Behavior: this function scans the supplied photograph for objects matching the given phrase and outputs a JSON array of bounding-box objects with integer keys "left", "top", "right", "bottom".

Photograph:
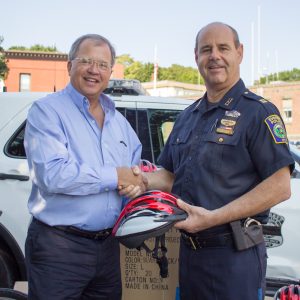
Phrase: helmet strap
[{"left": 138, "top": 234, "right": 169, "bottom": 278}]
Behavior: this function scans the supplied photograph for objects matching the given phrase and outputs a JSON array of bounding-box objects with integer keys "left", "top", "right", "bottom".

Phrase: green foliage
[
  {"left": 122, "top": 56, "right": 202, "bottom": 84},
  {"left": 158, "top": 64, "right": 203, "bottom": 84},
  {"left": 8, "top": 46, "right": 26, "bottom": 51},
  {"left": 9, "top": 44, "right": 58, "bottom": 52},
  {"left": 116, "top": 54, "right": 134, "bottom": 67},
  {"left": 125, "top": 61, "right": 154, "bottom": 82},
  {"left": 0, "top": 36, "right": 9, "bottom": 80},
  {"left": 257, "top": 68, "right": 300, "bottom": 84}
]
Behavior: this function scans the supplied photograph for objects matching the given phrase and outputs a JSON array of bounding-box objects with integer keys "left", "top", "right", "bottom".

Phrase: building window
[
  {"left": 283, "top": 108, "right": 292, "bottom": 123},
  {"left": 19, "top": 73, "right": 31, "bottom": 92},
  {"left": 282, "top": 97, "right": 292, "bottom": 123}
]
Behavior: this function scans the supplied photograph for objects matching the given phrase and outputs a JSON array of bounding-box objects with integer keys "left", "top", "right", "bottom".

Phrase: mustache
[{"left": 207, "top": 61, "right": 224, "bottom": 68}]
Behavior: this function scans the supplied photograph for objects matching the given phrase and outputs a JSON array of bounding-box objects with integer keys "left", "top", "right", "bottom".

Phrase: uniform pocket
[
  {"left": 200, "top": 132, "right": 241, "bottom": 173},
  {"left": 170, "top": 130, "right": 192, "bottom": 172}
]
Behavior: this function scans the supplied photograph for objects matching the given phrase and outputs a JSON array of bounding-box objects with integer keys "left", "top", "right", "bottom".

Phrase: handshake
[{"left": 116, "top": 165, "right": 149, "bottom": 199}]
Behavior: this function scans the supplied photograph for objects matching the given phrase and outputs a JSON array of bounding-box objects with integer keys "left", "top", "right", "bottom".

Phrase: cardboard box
[{"left": 121, "top": 227, "right": 180, "bottom": 300}]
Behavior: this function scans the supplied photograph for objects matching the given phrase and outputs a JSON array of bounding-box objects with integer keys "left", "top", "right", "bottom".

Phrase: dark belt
[
  {"left": 181, "top": 231, "right": 233, "bottom": 250},
  {"left": 33, "top": 218, "right": 112, "bottom": 240}
]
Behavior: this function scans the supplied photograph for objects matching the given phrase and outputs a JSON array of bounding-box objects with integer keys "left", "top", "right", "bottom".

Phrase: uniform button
[
  {"left": 105, "top": 188, "right": 109, "bottom": 192},
  {"left": 218, "top": 137, "right": 224, "bottom": 143},
  {"left": 188, "top": 157, "right": 192, "bottom": 161}
]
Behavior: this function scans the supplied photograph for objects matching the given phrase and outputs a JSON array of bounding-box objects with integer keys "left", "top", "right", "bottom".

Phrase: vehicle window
[
  {"left": 147, "top": 109, "right": 180, "bottom": 163},
  {"left": 161, "top": 121, "right": 174, "bottom": 144},
  {"left": 5, "top": 122, "right": 26, "bottom": 158},
  {"left": 291, "top": 162, "right": 300, "bottom": 178},
  {"left": 116, "top": 107, "right": 137, "bottom": 132},
  {"left": 137, "top": 109, "right": 152, "bottom": 162}
]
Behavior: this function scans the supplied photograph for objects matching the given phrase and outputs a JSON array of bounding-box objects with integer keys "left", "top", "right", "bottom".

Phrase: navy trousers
[
  {"left": 179, "top": 238, "right": 267, "bottom": 300},
  {"left": 25, "top": 220, "right": 122, "bottom": 300}
]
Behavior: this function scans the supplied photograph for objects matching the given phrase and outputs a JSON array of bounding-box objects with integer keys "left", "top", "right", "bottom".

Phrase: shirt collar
[
  {"left": 66, "top": 83, "right": 116, "bottom": 114},
  {"left": 192, "top": 79, "right": 246, "bottom": 112}
]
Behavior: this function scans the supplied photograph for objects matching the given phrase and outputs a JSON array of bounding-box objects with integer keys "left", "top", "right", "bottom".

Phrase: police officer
[{"left": 120, "top": 22, "right": 295, "bottom": 300}]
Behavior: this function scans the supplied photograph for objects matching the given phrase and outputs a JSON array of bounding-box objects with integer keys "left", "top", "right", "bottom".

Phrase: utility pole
[{"left": 153, "top": 44, "right": 158, "bottom": 96}]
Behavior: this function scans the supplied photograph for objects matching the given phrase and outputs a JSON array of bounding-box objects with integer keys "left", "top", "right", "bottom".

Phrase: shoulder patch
[{"left": 264, "top": 114, "right": 288, "bottom": 144}]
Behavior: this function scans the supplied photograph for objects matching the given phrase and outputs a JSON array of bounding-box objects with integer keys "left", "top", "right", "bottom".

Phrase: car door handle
[{"left": 0, "top": 173, "right": 30, "bottom": 181}]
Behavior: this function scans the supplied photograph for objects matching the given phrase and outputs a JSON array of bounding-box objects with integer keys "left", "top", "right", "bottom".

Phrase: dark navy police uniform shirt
[{"left": 158, "top": 79, "right": 295, "bottom": 225}]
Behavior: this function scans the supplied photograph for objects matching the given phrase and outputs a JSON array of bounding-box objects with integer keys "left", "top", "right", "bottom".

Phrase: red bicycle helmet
[
  {"left": 274, "top": 284, "right": 300, "bottom": 300},
  {"left": 139, "top": 159, "right": 157, "bottom": 172},
  {"left": 112, "top": 190, "right": 187, "bottom": 277},
  {"left": 113, "top": 190, "right": 186, "bottom": 248}
]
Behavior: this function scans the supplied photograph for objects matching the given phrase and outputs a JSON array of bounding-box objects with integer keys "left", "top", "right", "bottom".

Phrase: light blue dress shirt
[{"left": 24, "top": 83, "right": 142, "bottom": 230}]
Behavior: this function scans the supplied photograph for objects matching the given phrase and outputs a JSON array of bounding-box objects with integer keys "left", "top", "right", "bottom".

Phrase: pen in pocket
[{"left": 211, "top": 118, "right": 218, "bottom": 132}]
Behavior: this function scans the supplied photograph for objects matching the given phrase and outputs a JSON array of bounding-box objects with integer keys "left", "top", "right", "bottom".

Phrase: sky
[{"left": 1, "top": 0, "right": 300, "bottom": 86}]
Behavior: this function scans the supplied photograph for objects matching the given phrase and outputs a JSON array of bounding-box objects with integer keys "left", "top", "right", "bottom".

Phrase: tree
[
  {"left": 122, "top": 57, "right": 203, "bottom": 84},
  {"left": 0, "top": 36, "right": 9, "bottom": 80},
  {"left": 7, "top": 46, "right": 26, "bottom": 51},
  {"left": 9, "top": 44, "right": 58, "bottom": 52},
  {"left": 257, "top": 68, "right": 300, "bottom": 84},
  {"left": 125, "top": 61, "right": 154, "bottom": 82},
  {"left": 158, "top": 64, "right": 203, "bottom": 84},
  {"left": 116, "top": 54, "right": 134, "bottom": 67}
]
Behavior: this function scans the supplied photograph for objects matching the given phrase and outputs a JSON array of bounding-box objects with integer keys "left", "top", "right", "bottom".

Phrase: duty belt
[
  {"left": 181, "top": 231, "right": 233, "bottom": 250},
  {"left": 33, "top": 217, "right": 112, "bottom": 240}
]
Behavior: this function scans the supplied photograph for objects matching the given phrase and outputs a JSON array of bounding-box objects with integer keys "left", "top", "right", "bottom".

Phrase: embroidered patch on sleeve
[{"left": 264, "top": 114, "right": 288, "bottom": 144}]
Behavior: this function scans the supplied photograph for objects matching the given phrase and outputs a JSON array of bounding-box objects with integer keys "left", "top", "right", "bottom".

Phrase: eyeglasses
[{"left": 73, "top": 57, "right": 112, "bottom": 72}]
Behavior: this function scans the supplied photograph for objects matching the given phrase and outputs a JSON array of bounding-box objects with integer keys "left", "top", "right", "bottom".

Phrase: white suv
[{"left": 0, "top": 88, "right": 299, "bottom": 296}]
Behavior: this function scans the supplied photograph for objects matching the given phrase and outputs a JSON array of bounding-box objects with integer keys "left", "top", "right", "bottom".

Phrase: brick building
[
  {"left": 3, "top": 50, "right": 124, "bottom": 92},
  {"left": 4, "top": 50, "right": 69, "bottom": 92},
  {"left": 250, "top": 82, "right": 300, "bottom": 141}
]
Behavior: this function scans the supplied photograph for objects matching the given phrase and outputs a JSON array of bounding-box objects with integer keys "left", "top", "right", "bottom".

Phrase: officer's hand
[
  {"left": 174, "top": 198, "right": 214, "bottom": 233},
  {"left": 118, "top": 166, "right": 148, "bottom": 199}
]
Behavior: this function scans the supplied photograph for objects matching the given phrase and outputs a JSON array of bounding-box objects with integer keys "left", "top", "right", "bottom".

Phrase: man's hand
[
  {"left": 174, "top": 199, "right": 215, "bottom": 233},
  {"left": 117, "top": 166, "right": 147, "bottom": 199}
]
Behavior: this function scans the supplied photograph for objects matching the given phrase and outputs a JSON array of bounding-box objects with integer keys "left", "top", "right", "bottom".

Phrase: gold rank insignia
[
  {"left": 259, "top": 98, "right": 268, "bottom": 103},
  {"left": 224, "top": 97, "right": 234, "bottom": 106}
]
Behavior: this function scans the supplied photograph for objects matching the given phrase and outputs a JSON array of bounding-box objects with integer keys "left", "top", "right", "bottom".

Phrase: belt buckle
[
  {"left": 189, "top": 236, "right": 198, "bottom": 250},
  {"left": 94, "top": 230, "right": 110, "bottom": 240},
  {"left": 94, "top": 232, "right": 101, "bottom": 240},
  {"left": 94, "top": 231, "right": 106, "bottom": 240}
]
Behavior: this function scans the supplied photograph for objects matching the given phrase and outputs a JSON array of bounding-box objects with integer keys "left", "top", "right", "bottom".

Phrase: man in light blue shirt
[{"left": 24, "top": 34, "right": 145, "bottom": 300}]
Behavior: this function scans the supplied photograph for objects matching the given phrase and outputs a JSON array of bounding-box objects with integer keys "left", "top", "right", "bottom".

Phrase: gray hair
[
  {"left": 195, "top": 22, "right": 240, "bottom": 52},
  {"left": 68, "top": 34, "right": 116, "bottom": 66}
]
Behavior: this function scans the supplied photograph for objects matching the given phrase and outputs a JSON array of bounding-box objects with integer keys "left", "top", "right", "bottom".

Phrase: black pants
[
  {"left": 25, "top": 219, "right": 122, "bottom": 300},
  {"left": 179, "top": 238, "right": 267, "bottom": 300}
]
